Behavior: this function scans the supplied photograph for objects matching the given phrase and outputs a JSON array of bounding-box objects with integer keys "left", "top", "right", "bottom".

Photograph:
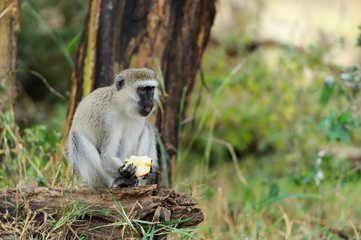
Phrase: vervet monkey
[{"left": 67, "top": 68, "right": 159, "bottom": 190}]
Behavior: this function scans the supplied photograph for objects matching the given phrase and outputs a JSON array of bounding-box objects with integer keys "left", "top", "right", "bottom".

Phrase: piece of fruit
[{"left": 123, "top": 155, "right": 152, "bottom": 177}]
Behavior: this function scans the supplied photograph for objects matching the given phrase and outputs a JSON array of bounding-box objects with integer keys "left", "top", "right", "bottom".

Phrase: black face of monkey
[{"left": 137, "top": 86, "right": 155, "bottom": 117}]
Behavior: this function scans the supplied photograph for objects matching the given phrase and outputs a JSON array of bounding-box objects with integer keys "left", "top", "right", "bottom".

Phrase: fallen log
[{"left": 0, "top": 185, "right": 203, "bottom": 239}]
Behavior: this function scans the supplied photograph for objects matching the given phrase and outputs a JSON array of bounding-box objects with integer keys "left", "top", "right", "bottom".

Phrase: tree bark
[
  {"left": 0, "top": 0, "right": 20, "bottom": 109},
  {"left": 0, "top": 185, "right": 203, "bottom": 239},
  {"left": 63, "top": 0, "right": 216, "bottom": 186}
]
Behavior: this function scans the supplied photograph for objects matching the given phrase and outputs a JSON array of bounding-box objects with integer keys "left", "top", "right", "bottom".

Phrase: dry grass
[
  {"left": 174, "top": 160, "right": 361, "bottom": 240},
  {"left": 0, "top": 189, "right": 82, "bottom": 239}
]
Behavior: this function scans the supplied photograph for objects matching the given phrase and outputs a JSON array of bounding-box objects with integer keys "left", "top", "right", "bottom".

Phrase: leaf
[
  {"left": 339, "top": 127, "right": 352, "bottom": 143},
  {"left": 319, "top": 83, "right": 335, "bottom": 106},
  {"left": 257, "top": 193, "right": 319, "bottom": 211},
  {"left": 346, "top": 66, "right": 358, "bottom": 73},
  {"left": 66, "top": 33, "right": 81, "bottom": 54},
  {"left": 268, "top": 184, "right": 279, "bottom": 198},
  {"left": 326, "top": 123, "right": 352, "bottom": 143},
  {"left": 317, "top": 117, "right": 330, "bottom": 129},
  {"left": 337, "top": 111, "right": 352, "bottom": 124},
  {"left": 326, "top": 125, "right": 340, "bottom": 141},
  {"left": 37, "top": 176, "right": 47, "bottom": 187}
]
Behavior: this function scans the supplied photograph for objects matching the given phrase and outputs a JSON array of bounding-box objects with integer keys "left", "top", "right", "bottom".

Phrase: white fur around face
[
  {"left": 131, "top": 80, "right": 158, "bottom": 88},
  {"left": 113, "top": 81, "right": 159, "bottom": 118}
]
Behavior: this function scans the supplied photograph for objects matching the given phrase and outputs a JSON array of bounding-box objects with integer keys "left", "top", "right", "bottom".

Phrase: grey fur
[{"left": 67, "top": 68, "right": 159, "bottom": 190}]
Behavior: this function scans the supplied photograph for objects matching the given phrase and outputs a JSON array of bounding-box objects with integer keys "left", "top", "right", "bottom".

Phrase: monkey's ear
[{"left": 115, "top": 75, "right": 125, "bottom": 91}]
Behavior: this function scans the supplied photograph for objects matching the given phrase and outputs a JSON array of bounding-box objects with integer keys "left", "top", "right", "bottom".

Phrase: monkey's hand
[
  {"left": 112, "top": 164, "right": 137, "bottom": 188},
  {"left": 142, "top": 165, "right": 156, "bottom": 180}
]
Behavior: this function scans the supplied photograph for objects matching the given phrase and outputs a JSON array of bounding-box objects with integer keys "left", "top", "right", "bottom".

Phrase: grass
[
  {"left": 0, "top": 104, "right": 70, "bottom": 189},
  {"left": 176, "top": 155, "right": 361, "bottom": 239},
  {"left": 2, "top": 41, "right": 361, "bottom": 238},
  {"left": 2, "top": 2, "right": 361, "bottom": 238},
  {"left": 0, "top": 184, "right": 202, "bottom": 239},
  {"left": 3, "top": 45, "right": 361, "bottom": 239},
  {"left": 172, "top": 38, "right": 361, "bottom": 239},
  {"left": 0, "top": 189, "right": 94, "bottom": 239}
]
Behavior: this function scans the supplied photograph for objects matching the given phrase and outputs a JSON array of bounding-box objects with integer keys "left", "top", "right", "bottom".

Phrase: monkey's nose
[{"left": 144, "top": 107, "right": 152, "bottom": 113}]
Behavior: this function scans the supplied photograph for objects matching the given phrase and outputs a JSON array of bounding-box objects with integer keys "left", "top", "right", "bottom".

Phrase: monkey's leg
[{"left": 70, "top": 130, "right": 115, "bottom": 189}]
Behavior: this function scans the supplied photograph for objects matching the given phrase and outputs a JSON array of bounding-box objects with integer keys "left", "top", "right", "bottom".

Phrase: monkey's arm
[
  {"left": 98, "top": 127, "right": 140, "bottom": 187},
  {"left": 96, "top": 123, "right": 127, "bottom": 176},
  {"left": 100, "top": 141, "right": 138, "bottom": 187},
  {"left": 99, "top": 138, "right": 126, "bottom": 177}
]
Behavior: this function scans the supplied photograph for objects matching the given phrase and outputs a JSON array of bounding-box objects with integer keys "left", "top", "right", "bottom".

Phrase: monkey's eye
[
  {"left": 149, "top": 87, "right": 155, "bottom": 92},
  {"left": 138, "top": 88, "right": 145, "bottom": 94}
]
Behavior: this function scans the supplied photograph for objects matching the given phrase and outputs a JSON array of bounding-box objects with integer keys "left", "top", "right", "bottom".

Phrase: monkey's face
[
  {"left": 114, "top": 69, "right": 158, "bottom": 118},
  {"left": 137, "top": 86, "right": 156, "bottom": 117}
]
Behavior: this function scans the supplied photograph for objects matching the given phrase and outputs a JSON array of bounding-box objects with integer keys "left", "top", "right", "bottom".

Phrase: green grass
[
  {"left": 3, "top": 41, "right": 361, "bottom": 238},
  {"left": 2, "top": 2, "right": 361, "bottom": 238},
  {"left": 174, "top": 154, "right": 361, "bottom": 239},
  {"left": 171, "top": 39, "right": 361, "bottom": 239},
  {"left": 3, "top": 42, "right": 361, "bottom": 239}
]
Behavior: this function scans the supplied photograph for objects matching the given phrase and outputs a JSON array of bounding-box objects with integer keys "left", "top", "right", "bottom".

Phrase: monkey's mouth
[{"left": 139, "top": 107, "right": 153, "bottom": 117}]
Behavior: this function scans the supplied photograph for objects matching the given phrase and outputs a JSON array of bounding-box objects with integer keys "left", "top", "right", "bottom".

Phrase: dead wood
[
  {"left": 0, "top": 0, "right": 20, "bottom": 109},
  {"left": 0, "top": 185, "right": 203, "bottom": 239}
]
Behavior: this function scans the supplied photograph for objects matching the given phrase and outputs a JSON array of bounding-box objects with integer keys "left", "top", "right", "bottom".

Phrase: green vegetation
[
  {"left": 1, "top": 1, "right": 361, "bottom": 239},
  {"left": 173, "top": 40, "right": 361, "bottom": 239}
]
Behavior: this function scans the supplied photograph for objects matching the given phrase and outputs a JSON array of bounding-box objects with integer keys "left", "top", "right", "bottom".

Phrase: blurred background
[{"left": 3, "top": 0, "right": 361, "bottom": 238}]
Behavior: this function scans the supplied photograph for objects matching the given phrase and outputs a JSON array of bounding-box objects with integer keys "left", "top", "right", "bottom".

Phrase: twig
[
  {"left": 349, "top": 218, "right": 359, "bottom": 240},
  {"left": 211, "top": 137, "right": 248, "bottom": 186}
]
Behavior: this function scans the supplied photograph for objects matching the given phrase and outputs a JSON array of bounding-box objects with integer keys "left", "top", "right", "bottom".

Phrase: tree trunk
[
  {"left": 0, "top": 185, "right": 203, "bottom": 239},
  {"left": 0, "top": 0, "right": 20, "bottom": 109},
  {"left": 63, "top": 0, "right": 216, "bottom": 187}
]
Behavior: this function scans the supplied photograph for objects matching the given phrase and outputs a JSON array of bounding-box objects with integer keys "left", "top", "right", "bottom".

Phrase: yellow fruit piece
[{"left": 124, "top": 156, "right": 152, "bottom": 177}]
